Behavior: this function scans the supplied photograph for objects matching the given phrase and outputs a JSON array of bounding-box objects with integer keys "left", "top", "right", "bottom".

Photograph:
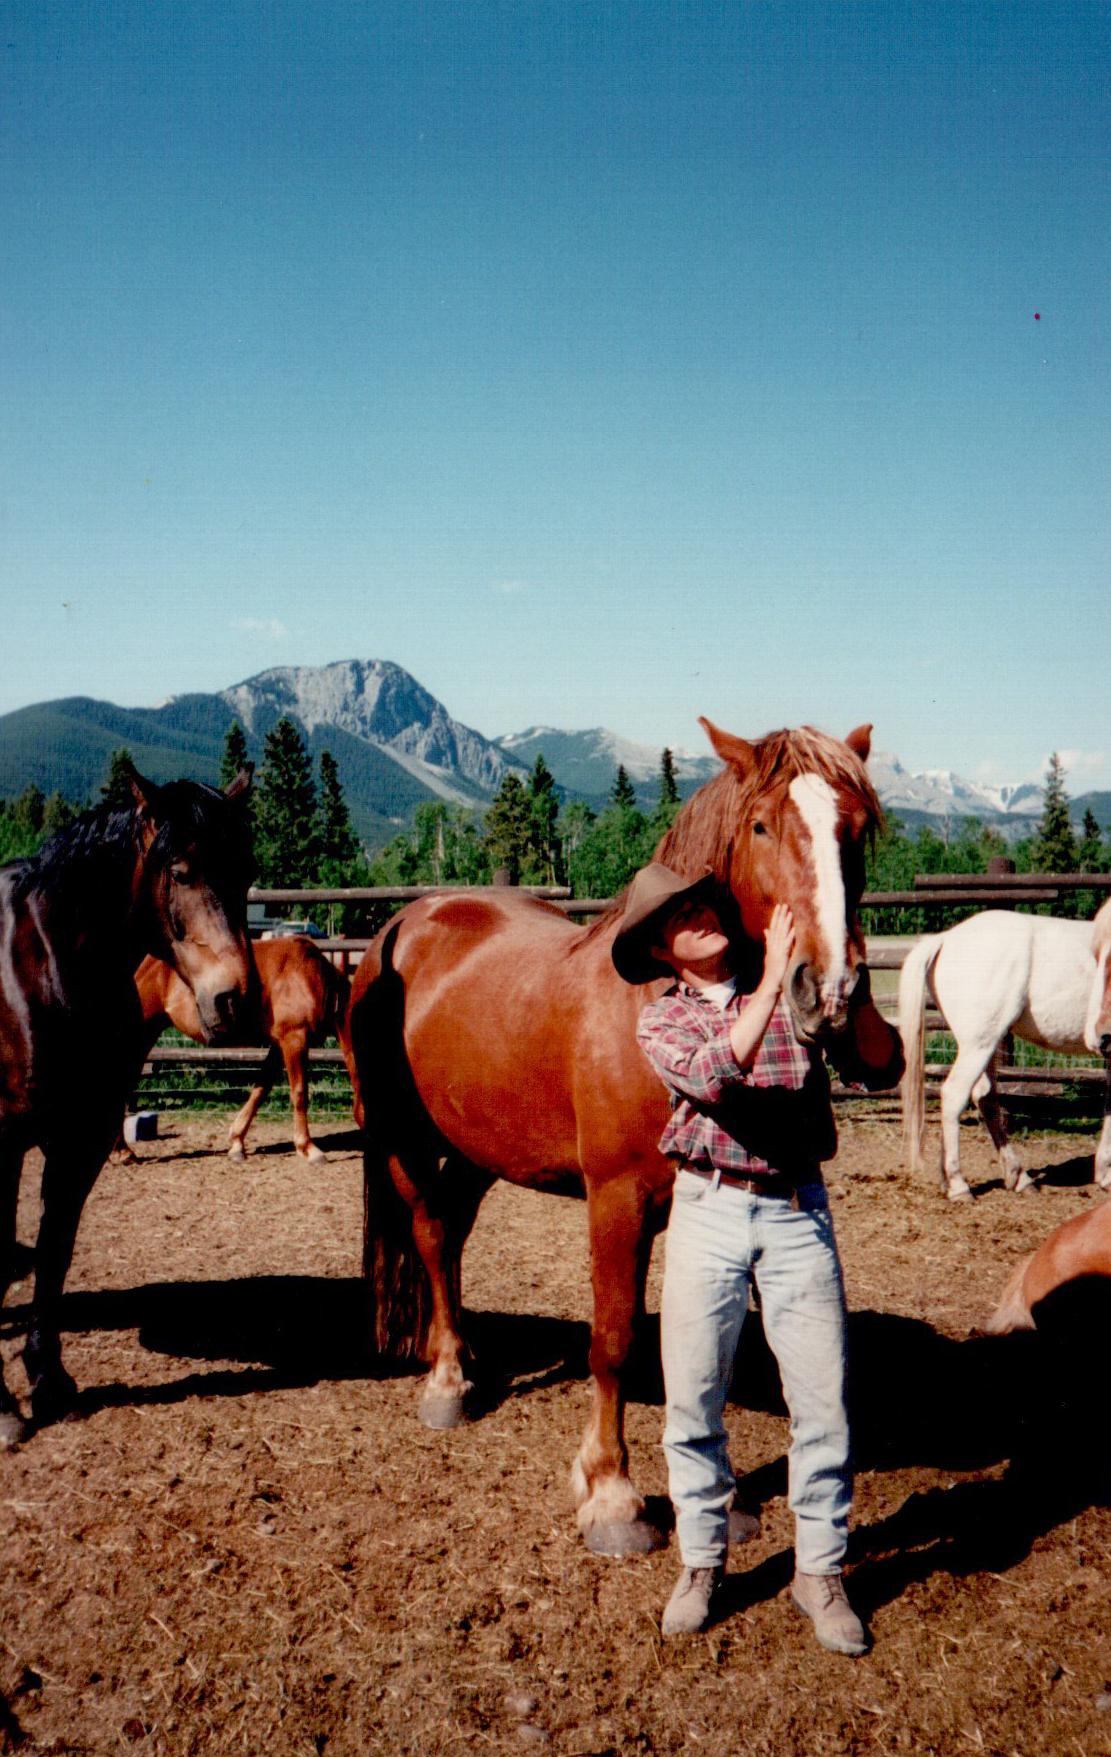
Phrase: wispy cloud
[
  {"left": 491, "top": 579, "right": 528, "bottom": 596},
  {"left": 231, "top": 617, "right": 288, "bottom": 639},
  {"left": 1043, "top": 749, "right": 1108, "bottom": 787}
]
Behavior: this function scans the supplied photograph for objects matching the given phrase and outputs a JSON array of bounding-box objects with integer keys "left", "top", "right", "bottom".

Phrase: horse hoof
[
  {"left": 0, "top": 1409, "right": 30, "bottom": 1449},
  {"left": 227, "top": 1140, "right": 245, "bottom": 1161},
  {"left": 582, "top": 1518, "right": 669, "bottom": 1558},
  {"left": 728, "top": 1508, "right": 760, "bottom": 1545},
  {"left": 301, "top": 1144, "right": 327, "bottom": 1165},
  {"left": 945, "top": 1178, "right": 974, "bottom": 1203},
  {"left": 1014, "top": 1170, "right": 1039, "bottom": 1194},
  {"left": 418, "top": 1392, "right": 467, "bottom": 1430}
]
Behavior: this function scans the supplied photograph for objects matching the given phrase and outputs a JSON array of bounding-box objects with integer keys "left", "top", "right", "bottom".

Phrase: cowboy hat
[{"left": 611, "top": 862, "right": 720, "bottom": 984}]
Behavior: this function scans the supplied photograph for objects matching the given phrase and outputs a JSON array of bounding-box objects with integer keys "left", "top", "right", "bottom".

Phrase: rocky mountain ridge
[{"left": 2, "top": 658, "right": 1104, "bottom": 845}]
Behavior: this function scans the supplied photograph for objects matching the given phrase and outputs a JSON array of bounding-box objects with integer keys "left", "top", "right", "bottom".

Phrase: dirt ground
[{"left": 3, "top": 1103, "right": 1110, "bottom": 1757}]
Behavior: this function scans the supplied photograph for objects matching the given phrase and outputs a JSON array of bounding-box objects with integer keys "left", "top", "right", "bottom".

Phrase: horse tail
[
  {"left": 898, "top": 934, "right": 942, "bottom": 1175},
  {"left": 352, "top": 919, "right": 434, "bottom": 1359},
  {"left": 320, "top": 952, "right": 352, "bottom": 1037},
  {"left": 984, "top": 1253, "right": 1035, "bottom": 1334},
  {"left": 363, "top": 1138, "right": 435, "bottom": 1360}
]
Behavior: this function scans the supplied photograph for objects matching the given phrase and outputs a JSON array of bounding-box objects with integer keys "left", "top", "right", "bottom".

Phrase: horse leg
[
  {"left": 227, "top": 1042, "right": 282, "bottom": 1160},
  {"left": 278, "top": 1028, "right": 325, "bottom": 1164},
  {"left": 972, "top": 1055, "right": 1030, "bottom": 1192},
  {"left": 0, "top": 1135, "right": 28, "bottom": 1446},
  {"left": 23, "top": 1122, "right": 116, "bottom": 1433},
  {"left": 938, "top": 1047, "right": 995, "bottom": 1201},
  {"left": 364, "top": 1130, "right": 489, "bottom": 1427},
  {"left": 571, "top": 1171, "right": 668, "bottom": 1557},
  {"left": 388, "top": 1150, "right": 491, "bottom": 1428}
]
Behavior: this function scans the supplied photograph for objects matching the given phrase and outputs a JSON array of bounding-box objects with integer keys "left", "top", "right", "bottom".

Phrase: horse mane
[
  {"left": 655, "top": 726, "right": 883, "bottom": 885},
  {"left": 10, "top": 781, "right": 250, "bottom": 909},
  {"left": 7, "top": 805, "right": 140, "bottom": 906},
  {"left": 576, "top": 725, "right": 883, "bottom": 952}
]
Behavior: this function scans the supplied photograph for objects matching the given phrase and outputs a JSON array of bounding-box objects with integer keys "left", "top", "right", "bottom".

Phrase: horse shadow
[
  {"left": 0, "top": 1276, "right": 599, "bottom": 1424},
  {"left": 5, "top": 1268, "right": 1106, "bottom": 1608}
]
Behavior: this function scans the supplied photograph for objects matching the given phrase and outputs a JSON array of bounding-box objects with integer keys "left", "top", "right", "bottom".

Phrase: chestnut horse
[
  {"left": 0, "top": 768, "right": 255, "bottom": 1445},
  {"left": 133, "top": 936, "right": 356, "bottom": 1163},
  {"left": 349, "top": 719, "right": 903, "bottom": 1555},
  {"left": 985, "top": 1199, "right": 1111, "bottom": 1333}
]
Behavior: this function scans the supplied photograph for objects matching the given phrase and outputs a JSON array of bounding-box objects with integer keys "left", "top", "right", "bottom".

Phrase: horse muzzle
[{"left": 787, "top": 960, "right": 863, "bottom": 1043}]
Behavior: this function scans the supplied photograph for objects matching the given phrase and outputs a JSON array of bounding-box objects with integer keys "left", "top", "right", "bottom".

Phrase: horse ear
[
  {"left": 125, "top": 766, "right": 163, "bottom": 850},
  {"left": 844, "top": 724, "right": 873, "bottom": 762},
  {"left": 125, "top": 765, "right": 161, "bottom": 817},
  {"left": 699, "top": 717, "right": 755, "bottom": 773},
  {"left": 224, "top": 764, "right": 253, "bottom": 801}
]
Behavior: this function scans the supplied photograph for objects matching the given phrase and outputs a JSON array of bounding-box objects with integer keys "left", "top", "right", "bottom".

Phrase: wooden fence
[{"left": 140, "top": 870, "right": 1111, "bottom": 1112}]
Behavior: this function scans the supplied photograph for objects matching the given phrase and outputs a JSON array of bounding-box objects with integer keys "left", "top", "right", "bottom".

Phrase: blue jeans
[{"left": 661, "top": 1168, "right": 852, "bottom": 1574}]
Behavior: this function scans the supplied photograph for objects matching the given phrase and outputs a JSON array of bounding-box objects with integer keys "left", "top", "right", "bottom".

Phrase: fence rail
[{"left": 137, "top": 872, "right": 1108, "bottom": 1113}]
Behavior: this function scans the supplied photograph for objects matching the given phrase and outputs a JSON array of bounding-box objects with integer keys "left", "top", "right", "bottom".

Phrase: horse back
[
  {"left": 350, "top": 893, "right": 671, "bottom": 1184},
  {"left": 254, "top": 936, "right": 350, "bottom": 1040}
]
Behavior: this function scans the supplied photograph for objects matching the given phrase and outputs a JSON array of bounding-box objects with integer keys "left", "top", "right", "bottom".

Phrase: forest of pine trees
[{"left": 2, "top": 736, "right": 1109, "bottom": 926}]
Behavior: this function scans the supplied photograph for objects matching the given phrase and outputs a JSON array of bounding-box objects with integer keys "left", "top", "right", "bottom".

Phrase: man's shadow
[{"left": 716, "top": 1280, "right": 1111, "bottom": 1616}]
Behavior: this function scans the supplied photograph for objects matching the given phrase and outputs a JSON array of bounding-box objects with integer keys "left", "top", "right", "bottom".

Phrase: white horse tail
[
  {"left": 898, "top": 934, "right": 943, "bottom": 1175},
  {"left": 984, "top": 1253, "right": 1035, "bottom": 1334}
]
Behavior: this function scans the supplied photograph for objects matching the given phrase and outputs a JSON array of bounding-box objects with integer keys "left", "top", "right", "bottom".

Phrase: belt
[{"left": 677, "top": 1162, "right": 804, "bottom": 1203}]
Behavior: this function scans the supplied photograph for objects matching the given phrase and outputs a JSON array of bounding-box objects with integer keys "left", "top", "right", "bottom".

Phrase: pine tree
[
  {"left": 1077, "top": 808, "right": 1107, "bottom": 873},
  {"left": 1032, "top": 754, "right": 1077, "bottom": 875},
  {"left": 11, "top": 784, "right": 45, "bottom": 836},
  {"left": 220, "top": 721, "right": 251, "bottom": 788},
  {"left": 659, "top": 748, "right": 680, "bottom": 808},
  {"left": 42, "top": 792, "right": 76, "bottom": 836},
  {"left": 254, "top": 717, "right": 320, "bottom": 885},
  {"left": 100, "top": 748, "right": 137, "bottom": 810},
  {"left": 528, "top": 754, "right": 562, "bottom": 884},
  {"left": 612, "top": 765, "right": 637, "bottom": 810},
  {"left": 484, "top": 772, "right": 533, "bottom": 883},
  {"left": 650, "top": 748, "right": 682, "bottom": 840},
  {"left": 317, "top": 750, "right": 359, "bottom": 871}
]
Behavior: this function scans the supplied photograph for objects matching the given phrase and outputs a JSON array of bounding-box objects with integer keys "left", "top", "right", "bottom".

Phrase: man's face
[{"left": 655, "top": 899, "right": 730, "bottom": 972}]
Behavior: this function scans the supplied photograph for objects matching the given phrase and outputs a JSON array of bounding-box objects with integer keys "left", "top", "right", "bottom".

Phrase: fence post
[{"left": 492, "top": 867, "right": 513, "bottom": 888}]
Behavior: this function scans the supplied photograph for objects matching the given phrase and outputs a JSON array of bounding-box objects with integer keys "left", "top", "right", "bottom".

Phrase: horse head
[
  {"left": 128, "top": 765, "right": 257, "bottom": 1042},
  {"left": 658, "top": 719, "right": 881, "bottom": 1043},
  {"left": 1085, "top": 896, "right": 1111, "bottom": 1058}
]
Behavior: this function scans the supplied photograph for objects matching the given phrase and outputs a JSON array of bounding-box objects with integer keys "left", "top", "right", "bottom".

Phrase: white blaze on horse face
[{"left": 788, "top": 773, "right": 850, "bottom": 1014}]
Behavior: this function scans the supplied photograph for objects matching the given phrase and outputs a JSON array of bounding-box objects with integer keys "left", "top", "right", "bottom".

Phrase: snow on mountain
[
  {"left": 866, "top": 749, "right": 1043, "bottom": 829},
  {"left": 496, "top": 726, "right": 719, "bottom": 796}
]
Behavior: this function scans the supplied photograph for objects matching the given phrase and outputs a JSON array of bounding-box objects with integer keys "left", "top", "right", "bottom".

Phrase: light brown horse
[
  {"left": 985, "top": 1200, "right": 1111, "bottom": 1333},
  {"left": 134, "top": 936, "right": 357, "bottom": 1163},
  {"left": 349, "top": 719, "right": 904, "bottom": 1555},
  {"left": 1, "top": 768, "right": 255, "bottom": 1445}
]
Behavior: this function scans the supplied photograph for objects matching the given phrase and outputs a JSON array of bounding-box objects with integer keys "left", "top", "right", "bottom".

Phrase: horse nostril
[
  {"left": 790, "top": 962, "right": 819, "bottom": 1014},
  {"left": 1100, "top": 1032, "right": 1111, "bottom": 1060},
  {"left": 214, "top": 990, "right": 238, "bottom": 1030}
]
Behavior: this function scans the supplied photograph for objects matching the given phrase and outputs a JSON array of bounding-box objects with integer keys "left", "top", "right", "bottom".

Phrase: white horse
[{"left": 899, "top": 897, "right": 1111, "bottom": 1201}]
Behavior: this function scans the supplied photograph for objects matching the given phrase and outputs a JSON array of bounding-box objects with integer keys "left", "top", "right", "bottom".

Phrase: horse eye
[
  {"left": 171, "top": 865, "right": 191, "bottom": 886},
  {"left": 752, "top": 823, "right": 768, "bottom": 837}
]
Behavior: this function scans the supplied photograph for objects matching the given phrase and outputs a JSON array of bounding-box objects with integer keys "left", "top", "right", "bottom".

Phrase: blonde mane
[{"left": 655, "top": 725, "right": 883, "bottom": 887}]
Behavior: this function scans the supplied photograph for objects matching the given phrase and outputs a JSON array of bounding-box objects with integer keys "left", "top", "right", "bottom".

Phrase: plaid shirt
[{"left": 636, "top": 981, "right": 841, "bottom": 1180}]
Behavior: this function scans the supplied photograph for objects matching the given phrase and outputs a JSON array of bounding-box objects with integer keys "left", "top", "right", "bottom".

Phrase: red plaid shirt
[{"left": 636, "top": 981, "right": 842, "bottom": 1181}]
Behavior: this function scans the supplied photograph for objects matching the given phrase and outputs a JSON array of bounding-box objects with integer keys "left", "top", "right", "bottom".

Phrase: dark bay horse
[
  {"left": 133, "top": 936, "right": 357, "bottom": 1163},
  {"left": 0, "top": 768, "right": 256, "bottom": 1445},
  {"left": 349, "top": 719, "right": 904, "bottom": 1555}
]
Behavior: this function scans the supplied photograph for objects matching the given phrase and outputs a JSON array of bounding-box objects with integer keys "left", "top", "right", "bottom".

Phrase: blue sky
[{"left": 3, "top": 2, "right": 1109, "bottom": 791}]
